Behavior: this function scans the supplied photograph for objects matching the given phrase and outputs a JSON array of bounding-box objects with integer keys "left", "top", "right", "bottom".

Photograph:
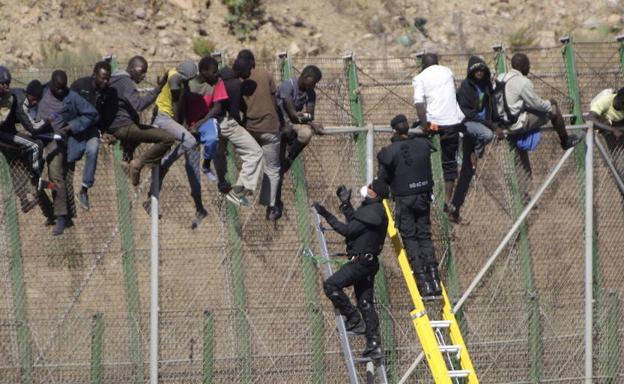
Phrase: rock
[
  {"left": 198, "top": 27, "right": 208, "bottom": 36},
  {"left": 368, "top": 15, "right": 385, "bottom": 34},
  {"left": 155, "top": 19, "right": 169, "bottom": 29},
  {"left": 288, "top": 41, "right": 301, "bottom": 56},
  {"left": 168, "top": 0, "right": 194, "bottom": 9},
  {"left": 607, "top": 13, "right": 622, "bottom": 26},
  {"left": 188, "top": 14, "right": 202, "bottom": 24},
  {"left": 535, "top": 30, "right": 556, "bottom": 47},
  {"left": 391, "top": 15, "right": 408, "bottom": 27},
  {"left": 306, "top": 46, "right": 321, "bottom": 56},
  {"left": 583, "top": 17, "right": 601, "bottom": 29},
  {"left": 134, "top": 7, "right": 146, "bottom": 19},
  {"left": 159, "top": 37, "right": 172, "bottom": 46},
  {"left": 311, "top": 33, "right": 323, "bottom": 41},
  {"left": 148, "top": 45, "right": 157, "bottom": 56}
]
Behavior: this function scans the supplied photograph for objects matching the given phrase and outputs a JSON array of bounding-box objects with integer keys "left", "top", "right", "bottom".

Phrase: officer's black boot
[
  {"left": 344, "top": 312, "right": 366, "bottom": 334},
  {"left": 362, "top": 336, "right": 383, "bottom": 360},
  {"left": 415, "top": 271, "right": 435, "bottom": 298},
  {"left": 428, "top": 265, "right": 443, "bottom": 296}
]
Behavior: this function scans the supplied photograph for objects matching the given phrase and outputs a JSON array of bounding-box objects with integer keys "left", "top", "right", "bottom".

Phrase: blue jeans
[
  {"left": 464, "top": 121, "right": 494, "bottom": 158},
  {"left": 80, "top": 135, "right": 100, "bottom": 188}
]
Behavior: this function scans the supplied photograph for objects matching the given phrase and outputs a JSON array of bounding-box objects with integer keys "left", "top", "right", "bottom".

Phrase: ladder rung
[
  {"left": 440, "top": 345, "right": 461, "bottom": 354},
  {"left": 448, "top": 370, "right": 471, "bottom": 378},
  {"left": 430, "top": 320, "right": 452, "bottom": 329}
]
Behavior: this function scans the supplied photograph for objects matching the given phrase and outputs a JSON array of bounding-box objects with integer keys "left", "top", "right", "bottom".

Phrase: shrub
[{"left": 192, "top": 37, "right": 216, "bottom": 57}]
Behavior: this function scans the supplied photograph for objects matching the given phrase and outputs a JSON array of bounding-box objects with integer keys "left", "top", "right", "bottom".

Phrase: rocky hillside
[{"left": 0, "top": 0, "right": 622, "bottom": 68}]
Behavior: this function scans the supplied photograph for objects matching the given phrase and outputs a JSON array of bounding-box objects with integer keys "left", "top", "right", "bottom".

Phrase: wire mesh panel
[{"left": 1, "top": 44, "right": 624, "bottom": 384}]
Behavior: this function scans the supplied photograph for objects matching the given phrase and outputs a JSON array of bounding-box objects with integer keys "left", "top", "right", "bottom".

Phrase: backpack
[{"left": 493, "top": 73, "right": 527, "bottom": 132}]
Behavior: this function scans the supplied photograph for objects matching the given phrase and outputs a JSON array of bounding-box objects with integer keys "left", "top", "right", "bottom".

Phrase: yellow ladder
[{"left": 383, "top": 200, "right": 478, "bottom": 384}]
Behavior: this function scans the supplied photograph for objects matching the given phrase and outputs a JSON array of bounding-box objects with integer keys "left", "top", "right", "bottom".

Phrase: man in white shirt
[{"left": 412, "top": 53, "right": 464, "bottom": 209}]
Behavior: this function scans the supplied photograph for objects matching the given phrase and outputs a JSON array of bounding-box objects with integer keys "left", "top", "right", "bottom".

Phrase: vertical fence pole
[
  {"left": 561, "top": 37, "right": 600, "bottom": 383},
  {"left": 90, "top": 313, "right": 104, "bottom": 384},
  {"left": 149, "top": 166, "right": 160, "bottom": 384},
  {"left": 212, "top": 51, "right": 252, "bottom": 384},
  {"left": 584, "top": 125, "right": 594, "bottom": 384},
  {"left": 344, "top": 52, "right": 397, "bottom": 382},
  {"left": 202, "top": 311, "right": 215, "bottom": 384},
  {"left": 112, "top": 143, "right": 144, "bottom": 384},
  {"left": 278, "top": 52, "right": 326, "bottom": 384},
  {"left": 494, "top": 44, "right": 543, "bottom": 381},
  {"left": 0, "top": 153, "right": 33, "bottom": 384}
]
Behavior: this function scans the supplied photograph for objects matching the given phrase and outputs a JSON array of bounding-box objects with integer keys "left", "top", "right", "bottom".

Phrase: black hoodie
[
  {"left": 218, "top": 66, "right": 243, "bottom": 125},
  {"left": 456, "top": 56, "right": 499, "bottom": 128}
]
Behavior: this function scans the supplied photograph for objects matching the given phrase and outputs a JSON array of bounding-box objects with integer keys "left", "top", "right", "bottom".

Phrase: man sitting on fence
[
  {"left": 448, "top": 56, "right": 498, "bottom": 224},
  {"left": 37, "top": 70, "right": 99, "bottom": 235},
  {"left": 313, "top": 180, "right": 389, "bottom": 360},
  {"left": 588, "top": 87, "right": 624, "bottom": 147},
  {"left": 108, "top": 56, "right": 175, "bottom": 187},
  {"left": 412, "top": 53, "right": 464, "bottom": 213},
  {"left": 276, "top": 64, "right": 325, "bottom": 174},
  {"left": 70, "top": 61, "right": 117, "bottom": 210},
  {"left": 495, "top": 53, "right": 581, "bottom": 180}
]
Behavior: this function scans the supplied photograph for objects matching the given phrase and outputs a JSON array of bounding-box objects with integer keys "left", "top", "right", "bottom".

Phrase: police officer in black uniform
[
  {"left": 377, "top": 114, "right": 441, "bottom": 298},
  {"left": 313, "top": 179, "right": 389, "bottom": 360}
]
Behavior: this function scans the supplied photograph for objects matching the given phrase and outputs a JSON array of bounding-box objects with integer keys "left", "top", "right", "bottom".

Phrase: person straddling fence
[
  {"left": 276, "top": 64, "right": 325, "bottom": 174},
  {"left": 495, "top": 53, "right": 581, "bottom": 182},
  {"left": 107, "top": 55, "right": 175, "bottom": 187},
  {"left": 588, "top": 87, "right": 624, "bottom": 149},
  {"left": 377, "top": 114, "right": 441, "bottom": 299},
  {"left": 37, "top": 70, "right": 98, "bottom": 236},
  {"left": 70, "top": 61, "right": 116, "bottom": 210},
  {"left": 187, "top": 56, "right": 262, "bottom": 213},
  {"left": 448, "top": 56, "right": 498, "bottom": 224},
  {"left": 412, "top": 53, "right": 464, "bottom": 213},
  {"left": 313, "top": 179, "right": 389, "bottom": 360},
  {"left": 235, "top": 49, "right": 283, "bottom": 220}
]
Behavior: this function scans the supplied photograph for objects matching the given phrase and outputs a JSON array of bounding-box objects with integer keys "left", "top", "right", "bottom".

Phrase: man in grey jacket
[
  {"left": 108, "top": 56, "right": 175, "bottom": 186},
  {"left": 497, "top": 53, "right": 580, "bottom": 177}
]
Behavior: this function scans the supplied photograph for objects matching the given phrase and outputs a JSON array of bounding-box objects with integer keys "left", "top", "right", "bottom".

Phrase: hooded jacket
[
  {"left": 108, "top": 69, "right": 159, "bottom": 131},
  {"left": 324, "top": 196, "right": 388, "bottom": 256},
  {"left": 456, "top": 56, "right": 499, "bottom": 128}
]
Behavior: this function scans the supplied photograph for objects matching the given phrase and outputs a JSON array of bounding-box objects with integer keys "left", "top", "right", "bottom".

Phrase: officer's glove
[
  {"left": 336, "top": 185, "right": 351, "bottom": 204},
  {"left": 312, "top": 202, "right": 329, "bottom": 217}
]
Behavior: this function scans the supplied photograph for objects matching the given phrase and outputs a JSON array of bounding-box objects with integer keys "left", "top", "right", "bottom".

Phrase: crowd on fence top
[{"left": 1, "top": 49, "right": 623, "bottom": 237}]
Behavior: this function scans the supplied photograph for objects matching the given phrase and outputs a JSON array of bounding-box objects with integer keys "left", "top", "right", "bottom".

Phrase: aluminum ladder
[
  {"left": 383, "top": 200, "right": 479, "bottom": 384},
  {"left": 311, "top": 208, "right": 388, "bottom": 384}
]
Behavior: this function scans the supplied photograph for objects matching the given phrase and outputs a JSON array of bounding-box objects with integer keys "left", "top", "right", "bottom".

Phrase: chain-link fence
[{"left": 1, "top": 40, "right": 624, "bottom": 384}]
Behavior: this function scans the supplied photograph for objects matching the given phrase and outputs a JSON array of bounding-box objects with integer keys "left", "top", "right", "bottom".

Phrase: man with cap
[
  {"left": 313, "top": 179, "right": 389, "bottom": 360},
  {"left": 377, "top": 114, "right": 441, "bottom": 298},
  {"left": 145, "top": 59, "right": 199, "bottom": 216}
]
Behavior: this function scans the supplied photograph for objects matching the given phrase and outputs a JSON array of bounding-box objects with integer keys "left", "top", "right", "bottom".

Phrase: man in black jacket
[
  {"left": 448, "top": 56, "right": 497, "bottom": 223},
  {"left": 70, "top": 61, "right": 117, "bottom": 210},
  {"left": 378, "top": 114, "right": 441, "bottom": 298},
  {"left": 313, "top": 179, "right": 389, "bottom": 360}
]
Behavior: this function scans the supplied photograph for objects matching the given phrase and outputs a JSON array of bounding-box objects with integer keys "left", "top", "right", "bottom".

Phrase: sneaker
[
  {"left": 362, "top": 339, "right": 383, "bottom": 360},
  {"left": 77, "top": 190, "right": 90, "bottom": 210},
  {"left": 52, "top": 216, "right": 67, "bottom": 236},
  {"left": 266, "top": 204, "right": 282, "bottom": 221},
  {"left": 446, "top": 204, "right": 462, "bottom": 224},
  {"left": 561, "top": 134, "right": 581, "bottom": 150},
  {"left": 345, "top": 313, "right": 366, "bottom": 335},
  {"left": 205, "top": 170, "right": 218, "bottom": 183},
  {"left": 226, "top": 186, "right": 251, "bottom": 207},
  {"left": 191, "top": 208, "right": 208, "bottom": 230}
]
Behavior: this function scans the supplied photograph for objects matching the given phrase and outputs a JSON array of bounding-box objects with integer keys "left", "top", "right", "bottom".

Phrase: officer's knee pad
[
  {"left": 323, "top": 280, "right": 338, "bottom": 297},
  {"left": 358, "top": 298, "right": 372, "bottom": 311}
]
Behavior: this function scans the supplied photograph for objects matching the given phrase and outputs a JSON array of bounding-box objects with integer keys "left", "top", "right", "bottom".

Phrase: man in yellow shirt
[
  {"left": 148, "top": 60, "right": 198, "bottom": 215},
  {"left": 589, "top": 88, "right": 624, "bottom": 138}
]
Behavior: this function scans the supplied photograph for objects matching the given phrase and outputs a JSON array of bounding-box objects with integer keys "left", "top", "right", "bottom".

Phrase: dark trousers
[
  {"left": 43, "top": 140, "right": 68, "bottom": 217},
  {"left": 439, "top": 124, "right": 463, "bottom": 182},
  {"left": 451, "top": 136, "right": 476, "bottom": 210},
  {"left": 112, "top": 124, "right": 175, "bottom": 166},
  {"left": 395, "top": 193, "right": 436, "bottom": 272},
  {"left": 323, "top": 256, "right": 380, "bottom": 341},
  {"left": 0, "top": 131, "right": 43, "bottom": 177}
]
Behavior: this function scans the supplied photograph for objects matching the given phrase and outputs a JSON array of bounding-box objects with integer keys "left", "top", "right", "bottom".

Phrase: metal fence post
[
  {"left": 279, "top": 52, "right": 326, "bottom": 384},
  {"left": 202, "top": 311, "right": 215, "bottom": 384},
  {"left": 584, "top": 124, "right": 594, "bottom": 384},
  {"left": 112, "top": 142, "right": 144, "bottom": 384},
  {"left": 561, "top": 37, "right": 600, "bottom": 383},
  {"left": 213, "top": 51, "right": 252, "bottom": 384},
  {"left": 90, "top": 313, "right": 104, "bottom": 384},
  {"left": 494, "top": 44, "right": 543, "bottom": 381},
  {"left": 0, "top": 153, "right": 33, "bottom": 384},
  {"left": 149, "top": 166, "right": 160, "bottom": 384},
  {"left": 344, "top": 52, "right": 398, "bottom": 382}
]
